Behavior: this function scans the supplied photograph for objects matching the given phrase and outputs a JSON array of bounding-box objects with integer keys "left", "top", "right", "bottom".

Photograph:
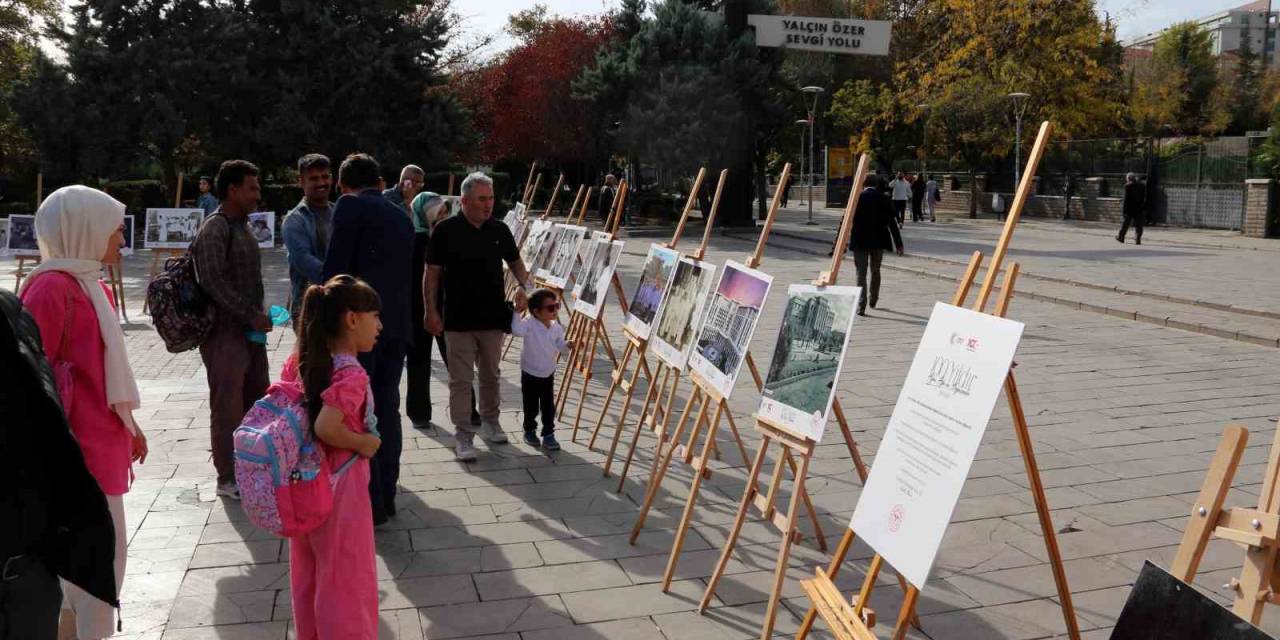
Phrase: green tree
[
  {"left": 1131, "top": 21, "right": 1219, "bottom": 134},
  {"left": 0, "top": 0, "right": 60, "bottom": 177}
]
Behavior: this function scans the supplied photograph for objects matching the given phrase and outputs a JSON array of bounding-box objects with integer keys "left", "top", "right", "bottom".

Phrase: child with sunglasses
[{"left": 511, "top": 289, "right": 571, "bottom": 450}]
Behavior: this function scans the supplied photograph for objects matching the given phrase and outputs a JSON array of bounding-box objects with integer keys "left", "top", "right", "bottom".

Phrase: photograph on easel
[
  {"left": 759, "top": 284, "right": 861, "bottom": 441},
  {"left": 144, "top": 208, "right": 204, "bottom": 249},
  {"left": 539, "top": 224, "right": 586, "bottom": 289},
  {"left": 248, "top": 211, "right": 275, "bottom": 248},
  {"left": 569, "top": 230, "right": 612, "bottom": 285},
  {"left": 529, "top": 222, "right": 563, "bottom": 274},
  {"left": 0, "top": 219, "right": 9, "bottom": 257},
  {"left": 688, "top": 260, "right": 773, "bottom": 397},
  {"left": 519, "top": 218, "right": 553, "bottom": 266},
  {"left": 850, "top": 302, "right": 1024, "bottom": 588},
  {"left": 120, "top": 216, "right": 135, "bottom": 256},
  {"left": 650, "top": 257, "right": 717, "bottom": 370},
  {"left": 572, "top": 239, "right": 623, "bottom": 320},
  {"left": 6, "top": 214, "right": 39, "bottom": 256},
  {"left": 624, "top": 243, "right": 680, "bottom": 339}
]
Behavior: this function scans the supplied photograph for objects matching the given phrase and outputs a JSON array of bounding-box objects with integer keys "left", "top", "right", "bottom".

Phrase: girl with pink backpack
[{"left": 285, "top": 275, "right": 383, "bottom": 639}]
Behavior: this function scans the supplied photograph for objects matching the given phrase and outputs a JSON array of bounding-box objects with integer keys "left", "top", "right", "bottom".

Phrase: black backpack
[{"left": 146, "top": 252, "right": 215, "bottom": 352}]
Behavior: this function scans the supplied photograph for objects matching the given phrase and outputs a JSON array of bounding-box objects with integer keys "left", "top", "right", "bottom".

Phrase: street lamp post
[
  {"left": 1007, "top": 92, "right": 1031, "bottom": 189},
  {"left": 795, "top": 118, "right": 808, "bottom": 210},
  {"left": 801, "top": 86, "right": 824, "bottom": 225},
  {"left": 916, "top": 103, "right": 932, "bottom": 221}
]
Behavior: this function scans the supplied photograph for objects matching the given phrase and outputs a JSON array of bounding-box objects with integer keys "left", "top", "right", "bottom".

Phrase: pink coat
[{"left": 22, "top": 272, "right": 132, "bottom": 495}]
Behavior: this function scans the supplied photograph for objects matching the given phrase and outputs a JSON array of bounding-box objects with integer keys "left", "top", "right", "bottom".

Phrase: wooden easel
[
  {"left": 106, "top": 261, "right": 128, "bottom": 322},
  {"left": 1169, "top": 422, "right": 1280, "bottom": 627},
  {"left": 12, "top": 178, "right": 44, "bottom": 290},
  {"left": 522, "top": 163, "right": 539, "bottom": 206},
  {"left": 540, "top": 174, "right": 565, "bottom": 219},
  {"left": 792, "top": 121, "right": 1080, "bottom": 640},
  {"left": 581, "top": 169, "right": 723, "bottom": 472},
  {"left": 523, "top": 171, "right": 543, "bottom": 210}
]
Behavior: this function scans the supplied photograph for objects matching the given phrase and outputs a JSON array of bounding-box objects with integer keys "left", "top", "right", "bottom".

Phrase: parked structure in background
[{"left": 1126, "top": 1, "right": 1279, "bottom": 66}]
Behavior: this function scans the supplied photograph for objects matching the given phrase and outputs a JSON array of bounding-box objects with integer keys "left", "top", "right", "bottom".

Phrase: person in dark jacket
[
  {"left": 1117, "top": 172, "right": 1146, "bottom": 245},
  {"left": 910, "top": 173, "right": 926, "bottom": 222},
  {"left": 0, "top": 289, "right": 117, "bottom": 639},
  {"left": 848, "top": 175, "right": 904, "bottom": 315},
  {"left": 323, "top": 153, "right": 414, "bottom": 525}
]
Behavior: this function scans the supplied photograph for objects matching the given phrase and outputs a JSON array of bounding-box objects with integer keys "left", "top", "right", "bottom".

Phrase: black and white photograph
[
  {"left": 0, "top": 219, "right": 9, "bottom": 257},
  {"left": 540, "top": 224, "right": 585, "bottom": 289},
  {"left": 688, "top": 260, "right": 773, "bottom": 398},
  {"left": 248, "top": 211, "right": 276, "bottom": 248},
  {"left": 758, "top": 284, "right": 861, "bottom": 441},
  {"left": 6, "top": 214, "right": 40, "bottom": 256},
  {"left": 572, "top": 239, "right": 623, "bottom": 320},
  {"left": 519, "top": 219, "right": 553, "bottom": 267},
  {"left": 145, "top": 208, "right": 204, "bottom": 249},
  {"left": 651, "top": 257, "right": 717, "bottom": 369},
  {"left": 120, "top": 215, "right": 135, "bottom": 256},
  {"left": 529, "top": 222, "right": 564, "bottom": 276}
]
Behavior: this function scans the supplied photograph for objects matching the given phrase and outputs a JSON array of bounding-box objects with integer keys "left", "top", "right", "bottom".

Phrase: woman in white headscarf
[{"left": 19, "top": 185, "right": 147, "bottom": 639}]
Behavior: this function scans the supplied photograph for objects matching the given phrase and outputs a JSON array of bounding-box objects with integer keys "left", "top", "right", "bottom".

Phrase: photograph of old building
[
  {"left": 651, "top": 257, "right": 717, "bottom": 368},
  {"left": 689, "top": 260, "right": 773, "bottom": 397},
  {"left": 624, "top": 244, "right": 679, "bottom": 337}
]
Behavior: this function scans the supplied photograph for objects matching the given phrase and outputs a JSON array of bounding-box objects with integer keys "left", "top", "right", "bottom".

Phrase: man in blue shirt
[{"left": 282, "top": 154, "right": 334, "bottom": 322}]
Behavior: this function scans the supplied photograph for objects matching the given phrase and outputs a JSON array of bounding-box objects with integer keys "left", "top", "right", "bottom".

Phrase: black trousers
[
  {"left": 1118, "top": 213, "right": 1144, "bottom": 243},
  {"left": 0, "top": 554, "right": 61, "bottom": 639},
  {"left": 360, "top": 337, "right": 405, "bottom": 521},
  {"left": 521, "top": 372, "right": 556, "bottom": 437},
  {"left": 406, "top": 332, "right": 479, "bottom": 425},
  {"left": 852, "top": 248, "right": 883, "bottom": 312},
  {"left": 911, "top": 196, "right": 924, "bottom": 222},
  {"left": 892, "top": 200, "right": 907, "bottom": 225}
]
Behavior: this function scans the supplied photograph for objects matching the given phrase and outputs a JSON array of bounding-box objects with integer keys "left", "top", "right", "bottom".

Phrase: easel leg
[
  {"left": 631, "top": 388, "right": 701, "bottom": 544},
  {"left": 603, "top": 357, "right": 649, "bottom": 477},
  {"left": 587, "top": 342, "right": 633, "bottom": 449},
  {"left": 617, "top": 365, "right": 668, "bottom": 493},
  {"left": 662, "top": 400, "right": 723, "bottom": 591},
  {"left": 556, "top": 320, "right": 585, "bottom": 414},
  {"left": 699, "top": 435, "right": 773, "bottom": 612},
  {"left": 759, "top": 451, "right": 812, "bottom": 640},
  {"left": 783, "top": 449, "right": 828, "bottom": 553},
  {"left": 1006, "top": 373, "right": 1081, "bottom": 640},
  {"left": 720, "top": 401, "right": 751, "bottom": 466},
  {"left": 831, "top": 399, "right": 869, "bottom": 482},
  {"left": 797, "top": 529, "right": 856, "bottom": 639}
]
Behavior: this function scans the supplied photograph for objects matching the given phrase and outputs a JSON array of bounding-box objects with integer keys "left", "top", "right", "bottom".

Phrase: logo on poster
[
  {"left": 889, "top": 504, "right": 905, "bottom": 533},
  {"left": 924, "top": 356, "right": 977, "bottom": 397},
  {"left": 949, "top": 332, "right": 980, "bottom": 352}
]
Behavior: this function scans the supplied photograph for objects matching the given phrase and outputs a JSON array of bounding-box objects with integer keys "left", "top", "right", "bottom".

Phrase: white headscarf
[{"left": 21, "top": 185, "right": 141, "bottom": 431}]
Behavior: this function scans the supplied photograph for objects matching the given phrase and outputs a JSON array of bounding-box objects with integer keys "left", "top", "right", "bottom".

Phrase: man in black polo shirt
[{"left": 425, "top": 172, "right": 534, "bottom": 461}]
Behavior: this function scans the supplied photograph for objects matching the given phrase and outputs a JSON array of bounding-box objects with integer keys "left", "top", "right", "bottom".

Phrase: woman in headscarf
[{"left": 19, "top": 185, "right": 147, "bottom": 639}]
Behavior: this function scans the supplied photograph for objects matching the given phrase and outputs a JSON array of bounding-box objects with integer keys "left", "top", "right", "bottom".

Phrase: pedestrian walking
[
  {"left": 925, "top": 174, "right": 939, "bottom": 222},
  {"left": 512, "top": 289, "right": 571, "bottom": 451},
  {"left": 1117, "top": 172, "right": 1146, "bottom": 245},
  {"left": 19, "top": 185, "right": 148, "bottom": 639},
  {"left": 0, "top": 287, "right": 119, "bottom": 640},
  {"left": 196, "top": 176, "right": 219, "bottom": 215},
  {"left": 323, "top": 153, "right": 414, "bottom": 525},
  {"left": 780, "top": 171, "right": 792, "bottom": 207},
  {"left": 192, "top": 160, "right": 271, "bottom": 500},
  {"left": 286, "top": 275, "right": 383, "bottom": 640},
  {"left": 888, "top": 171, "right": 911, "bottom": 225},
  {"left": 282, "top": 153, "right": 334, "bottom": 322},
  {"left": 424, "top": 172, "right": 535, "bottom": 462},
  {"left": 598, "top": 174, "right": 618, "bottom": 220},
  {"left": 848, "top": 175, "right": 904, "bottom": 315},
  {"left": 910, "top": 173, "right": 925, "bottom": 222}
]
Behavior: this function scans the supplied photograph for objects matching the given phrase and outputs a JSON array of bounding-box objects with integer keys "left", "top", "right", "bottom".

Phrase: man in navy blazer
[{"left": 323, "top": 152, "right": 413, "bottom": 525}]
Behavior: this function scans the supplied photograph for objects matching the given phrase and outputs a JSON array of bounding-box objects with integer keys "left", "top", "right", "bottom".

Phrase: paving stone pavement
[{"left": 3, "top": 217, "right": 1280, "bottom": 639}]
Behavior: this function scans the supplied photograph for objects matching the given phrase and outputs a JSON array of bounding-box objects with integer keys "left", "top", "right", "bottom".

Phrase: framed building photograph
[
  {"left": 519, "top": 219, "right": 553, "bottom": 267},
  {"left": 687, "top": 260, "right": 773, "bottom": 398},
  {"left": 758, "top": 284, "right": 862, "bottom": 441},
  {"left": 0, "top": 219, "right": 9, "bottom": 256},
  {"left": 6, "top": 214, "right": 40, "bottom": 256},
  {"left": 650, "top": 257, "right": 717, "bottom": 370},
  {"left": 572, "top": 239, "right": 624, "bottom": 320},
  {"left": 120, "top": 216, "right": 135, "bottom": 256},
  {"left": 529, "top": 222, "right": 564, "bottom": 276},
  {"left": 248, "top": 211, "right": 275, "bottom": 248},
  {"left": 144, "top": 208, "right": 204, "bottom": 249},
  {"left": 624, "top": 243, "right": 680, "bottom": 339}
]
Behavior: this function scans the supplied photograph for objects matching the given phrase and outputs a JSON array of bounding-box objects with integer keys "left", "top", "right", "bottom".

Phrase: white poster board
[
  {"left": 850, "top": 302, "right": 1025, "bottom": 589},
  {"left": 687, "top": 260, "right": 773, "bottom": 398},
  {"left": 624, "top": 244, "right": 680, "bottom": 339},
  {"left": 0, "top": 219, "right": 10, "bottom": 257},
  {"left": 758, "top": 284, "right": 861, "bottom": 441},
  {"left": 144, "top": 208, "right": 204, "bottom": 249},
  {"left": 519, "top": 219, "right": 553, "bottom": 266},
  {"left": 5, "top": 214, "right": 39, "bottom": 256},
  {"left": 539, "top": 224, "right": 586, "bottom": 289},
  {"left": 650, "top": 257, "right": 717, "bottom": 370},
  {"left": 572, "top": 239, "right": 623, "bottom": 320},
  {"left": 248, "top": 212, "right": 275, "bottom": 248}
]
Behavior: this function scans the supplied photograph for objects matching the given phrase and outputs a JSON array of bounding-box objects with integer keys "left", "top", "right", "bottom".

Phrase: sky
[
  {"left": 462, "top": 0, "right": 1253, "bottom": 58},
  {"left": 718, "top": 264, "right": 770, "bottom": 307}
]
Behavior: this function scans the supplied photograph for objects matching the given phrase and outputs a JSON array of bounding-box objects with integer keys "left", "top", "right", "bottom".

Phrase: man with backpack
[{"left": 192, "top": 159, "right": 272, "bottom": 500}]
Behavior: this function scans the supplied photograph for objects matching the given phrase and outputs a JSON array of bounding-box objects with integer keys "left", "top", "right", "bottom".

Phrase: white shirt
[
  {"left": 890, "top": 179, "right": 912, "bottom": 201},
  {"left": 511, "top": 312, "right": 570, "bottom": 378}
]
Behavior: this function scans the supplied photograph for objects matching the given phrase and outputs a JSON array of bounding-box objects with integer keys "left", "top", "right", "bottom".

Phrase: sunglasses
[{"left": 538, "top": 302, "right": 561, "bottom": 312}]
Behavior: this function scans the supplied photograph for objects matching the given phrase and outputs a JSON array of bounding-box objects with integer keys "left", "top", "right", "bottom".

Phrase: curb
[{"left": 724, "top": 230, "right": 1280, "bottom": 350}]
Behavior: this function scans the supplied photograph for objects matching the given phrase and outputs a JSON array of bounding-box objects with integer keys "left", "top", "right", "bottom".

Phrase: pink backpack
[{"left": 233, "top": 357, "right": 369, "bottom": 537}]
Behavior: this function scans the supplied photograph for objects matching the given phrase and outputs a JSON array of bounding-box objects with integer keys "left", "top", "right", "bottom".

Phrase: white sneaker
[
  {"left": 455, "top": 433, "right": 478, "bottom": 462},
  {"left": 478, "top": 422, "right": 509, "bottom": 444},
  {"left": 216, "top": 481, "right": 241, "bottom": 500}
]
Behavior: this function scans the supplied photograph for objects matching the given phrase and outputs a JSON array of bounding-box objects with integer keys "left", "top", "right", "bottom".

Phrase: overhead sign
[{"left": 747, "top": 15, "right": 891, "bottom": 57}]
